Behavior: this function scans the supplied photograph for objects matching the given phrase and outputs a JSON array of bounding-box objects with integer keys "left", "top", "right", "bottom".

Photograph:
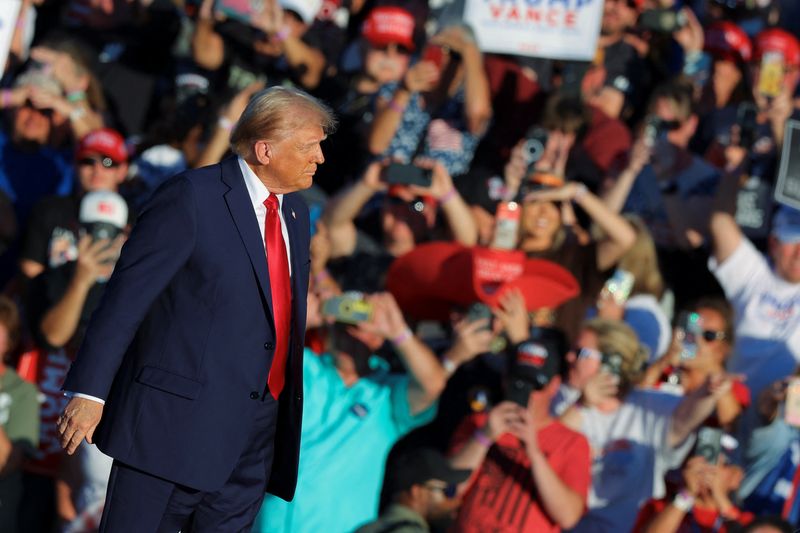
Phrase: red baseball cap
[
  {"left": 386, "top": 243, "right": 579, "bottom": 321},
  {"left": 754, "top": 28, "right": 800, "bottom": 68},
  {"left": 362, "top": 6, "right": 416, "bottom": 51},
  {"left": 76, "top": 128, "right": 128, "bottom": 164},
  {"left": 705, "top": 21, "right": 752, "bottom": 63}
]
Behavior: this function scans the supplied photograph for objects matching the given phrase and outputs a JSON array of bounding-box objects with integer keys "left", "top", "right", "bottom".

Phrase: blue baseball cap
[{"left": 772, "top": 206, "right": 800, "bottom": 244}]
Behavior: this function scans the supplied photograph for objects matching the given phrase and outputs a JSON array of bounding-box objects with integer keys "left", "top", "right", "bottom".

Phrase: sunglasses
[
  {"left": 23, "top": 99, "right": 54, "bottom": 117},
  {"left": 371, "top": 43, "right": 413, "bottom": 55},
  {"left": 576, "top": 346, "right": 602, "bottom": 361},
  {"left": 78, "top": 156, "right": 120, "bottom": 169},
  {"left": 700, "top": 330, "right": 727, "bottom": 342},
  {"left": 425, "top": 482, "right": 458, "bottom": 498}
]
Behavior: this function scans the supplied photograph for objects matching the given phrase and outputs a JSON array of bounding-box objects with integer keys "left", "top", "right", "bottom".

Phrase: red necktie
[{"left": 264, "top": 195, "right": 291, "bottom": 400}]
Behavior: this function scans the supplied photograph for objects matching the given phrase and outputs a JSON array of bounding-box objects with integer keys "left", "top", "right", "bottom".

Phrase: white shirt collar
[{"left": 237, "top": 156, "right": 283, "bottom": 210}]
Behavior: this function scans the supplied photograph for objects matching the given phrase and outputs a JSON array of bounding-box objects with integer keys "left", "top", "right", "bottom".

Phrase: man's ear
[{"left": 253, "top": 140, "right": 272, "bottom": 166}]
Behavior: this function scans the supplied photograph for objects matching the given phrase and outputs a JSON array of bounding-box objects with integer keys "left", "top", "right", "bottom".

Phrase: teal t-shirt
[{"left": 252, "top": 349, "right": 437, "bottom": 533}]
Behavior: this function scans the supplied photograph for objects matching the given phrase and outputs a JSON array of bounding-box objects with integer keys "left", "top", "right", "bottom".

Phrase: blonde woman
[{"left": 560, "top": 319, "right": 734, "bottom": 533}]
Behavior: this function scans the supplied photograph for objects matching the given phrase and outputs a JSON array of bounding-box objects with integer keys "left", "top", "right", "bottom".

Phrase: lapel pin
[{"left": 291, "top": 210, "right": 296, "bottom": 219}]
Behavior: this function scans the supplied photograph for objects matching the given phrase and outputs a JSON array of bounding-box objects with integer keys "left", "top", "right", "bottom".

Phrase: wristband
[
  {"left": 1, "top": 89, "right": 11, "bottom": 109},
  {"left": 672, "top": 489, "right": 695, "bottom": 513},
  {"left": 439, "top": 187, "right": 457, "bottom": 205},
  {"left": 66, "top": 90, "right": 87, "bottom": 103},
  {"left": 388, "top": 99, "right": 405, "bottom": 113},
  {"left": 274, "top": 26, "right": 291, "bottom": 43},
  {"left": 313, "top": 270, "right": 330, "bottom": 284},
  {"left": 391, "top": 327, "right": 413, "bottom": 346},
  {"left": 69, "top": 107, "right": 86, "bottom": 121},
  {"left": 473, "top": 429, "right": 492, "bottom": 447},
  {"left": 218, "top": 117, "right": 234, "bottom": 132}
]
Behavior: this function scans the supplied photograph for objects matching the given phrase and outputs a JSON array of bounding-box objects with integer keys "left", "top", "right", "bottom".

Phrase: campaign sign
[
  {"left": 775, "top": 120, "right": 800, "bottom": 211},
  {"left": 464, "top": 0, "right": 603, "bottom": 60},
  {"left": 0, "top": 1, "right": 22, "bottom": 72}
]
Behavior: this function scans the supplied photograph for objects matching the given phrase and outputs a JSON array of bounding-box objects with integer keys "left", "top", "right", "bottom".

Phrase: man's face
[
  {"left": 601, "top": 0, "right": 638, "bottom": 37},
  {"left": 265, "top": 115, "right": 326, "bottom": 193},
  {"left": 770, "top": 237, "right": 800, "bottom": 283},
  {"left": 421, "top": 479, "right": 463, "bottom": 523},
  {"left": 653, "top": 98, "right": 695, "bottom": 149},
  {"left": 13, "top": 103, "right": 53, "bottom": 145},
  {"left": 77, "top": 153, "right": 128, "bottom": 192}
]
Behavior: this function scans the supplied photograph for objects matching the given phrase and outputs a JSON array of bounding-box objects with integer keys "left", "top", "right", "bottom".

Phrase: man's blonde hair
[{"left": 230, "top": 86, "right": 336, "bottom": 157}]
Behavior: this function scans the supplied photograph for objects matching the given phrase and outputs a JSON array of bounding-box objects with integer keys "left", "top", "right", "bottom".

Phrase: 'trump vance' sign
[{"left": 464, "top": 0, "right": 603, "bottom": 60}]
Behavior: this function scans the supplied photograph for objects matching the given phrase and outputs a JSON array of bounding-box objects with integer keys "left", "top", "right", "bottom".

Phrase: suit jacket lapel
[
  {"left": 282, "top": 196, "right": 305, "bottom": 302},
  {"left": 220, "top": 157, "right": 275, "bottom": 323}
]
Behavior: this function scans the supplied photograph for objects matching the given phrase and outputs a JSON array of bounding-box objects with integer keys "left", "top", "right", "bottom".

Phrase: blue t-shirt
[
  {"left": 253, "top": 349, "right": 437, "bottom": 533},
  {"left": 0, "top": 129, "right": 74, "bottom": 225}
]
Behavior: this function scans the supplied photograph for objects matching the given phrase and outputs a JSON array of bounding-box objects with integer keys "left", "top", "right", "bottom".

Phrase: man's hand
[
  {"left": 57, "top": 397, "right": 104, "bottom": 455},
  {"left": 494, "top": 289, "right": 530, "bottom": 344},
  {"left": 484, "top": 401, "right": 525, "bottom": 441},
  {"left": 447, "top": 316, "right": 493, "bottom": 365},
  {"left": 582, "top": 371, "right": 619, "bottom": 408},
  {"left": 74, "top": 235, "right": 124, "bottom": 288}
]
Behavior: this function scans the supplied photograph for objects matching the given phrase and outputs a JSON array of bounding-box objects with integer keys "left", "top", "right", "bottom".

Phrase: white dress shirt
[{"left": 69, "top": 158, "right": 293, "bottom": 405}]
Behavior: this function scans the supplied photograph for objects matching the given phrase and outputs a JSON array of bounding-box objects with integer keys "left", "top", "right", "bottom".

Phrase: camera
[
  {"left": 695, "top": 427, "right": 723, "bottom": 464},
  {"left": 638, "top": 8, "right": 688, "bottom": 34},
  {"left": 321, "top": 292, "right": 373, "bottom": 324},
  {"left": 736, "top": 102, "right": 758, "bottom": 150},
  {"left": 522, "top": 126, "right": 549, "bottom": 165}
]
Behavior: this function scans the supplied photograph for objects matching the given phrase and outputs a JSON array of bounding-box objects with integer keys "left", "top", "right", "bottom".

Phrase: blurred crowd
[{"left": 0, "top": 0, "right": 799, "bottom": 532}]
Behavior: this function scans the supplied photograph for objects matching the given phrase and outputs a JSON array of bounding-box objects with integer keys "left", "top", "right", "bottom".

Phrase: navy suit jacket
[{"left": 63, "top": 156, "right": 309, "bottom": 499}]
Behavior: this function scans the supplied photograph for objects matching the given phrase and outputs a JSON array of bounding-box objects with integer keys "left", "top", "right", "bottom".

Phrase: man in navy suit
[{"left": 55, "top": 87, "right": 335, "bottom": 532}]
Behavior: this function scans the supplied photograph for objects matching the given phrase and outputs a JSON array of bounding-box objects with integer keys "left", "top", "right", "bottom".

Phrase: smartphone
[
  {"left": 736, "top": 102, "right": 758, "bottom": 149},
  {"left": 491, "top": 202, "right": 521, "bottom": 250},
  {"left": 677, "top": 311, "right": 702, "bottom": 361},
  {"left": 321, "top": 292, "right": 373, "bottom": 324},
  {"left": 643, "top": 116, "right": 668, "bottom": 148},
  {"left": 215, "top": 0, "right": 264, "bottom": 25},
  {"left": 602, "top": 269, "right": 635, "bottom": 305},
  {"left": 757, "top": 51, "right": 785, "bottom": 99},
  {"left": 506, "top": 377, "right": 535, "bottom": 407},
  {"left": 383, "top": 163, "right": 432, "bottom": 188},
  {"left": 638, "top": 8, "right": 687, "bottom": 33},
  {"left": 422, "top": 45, "right": 444, "bottom": 69},
  {"left": 785, "top": 378, "right": 800, "bottom": 427},
  {"left": 601, "top": 352, "right": 624, "bottom": 378},
  {"left": 695, "top": 427, "right": 723, "bottom": 464},
  {"left": 465, "top": 302, "right": 493, "bottom": 331}
]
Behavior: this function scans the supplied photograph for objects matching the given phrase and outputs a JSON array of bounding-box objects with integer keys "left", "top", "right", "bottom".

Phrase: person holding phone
[
  {"left": 368, "top": 24, "right": 492, "bottom": 177},
  {"left": 559, "top": 319, "right": 736, "bottom": 533},
  {"left": 447, "top": 328, "right": 591, "bottom": 532}
]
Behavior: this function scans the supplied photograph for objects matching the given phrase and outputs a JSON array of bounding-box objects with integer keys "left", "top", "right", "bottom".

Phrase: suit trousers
[{"left": 99, "top": 392, "right": 279, "bottom": 533}]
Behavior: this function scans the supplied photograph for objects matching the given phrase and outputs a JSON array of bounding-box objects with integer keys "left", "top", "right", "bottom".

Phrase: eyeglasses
[
  {"left": 576, "top": 347, "right": 602, "bottom": 361},
  {"left": 424, "top": 482, "right": 458, "bottom": 498},
  {"left": 700, "top": 330, "right": 727, "bottom": 342},
  {"left": 23, "top": 99, "right": 54, "bottom": 118},
  {"left": 78, "top": 157, "right": 120, "bottom": 169}
]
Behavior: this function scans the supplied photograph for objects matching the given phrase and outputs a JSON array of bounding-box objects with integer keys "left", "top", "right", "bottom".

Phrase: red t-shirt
[
  {"left": 450, "top": 413, "right": 591, "bottom": 533},
  {"left": 633, "top": 497, "right": 754, "bottom": 532}
]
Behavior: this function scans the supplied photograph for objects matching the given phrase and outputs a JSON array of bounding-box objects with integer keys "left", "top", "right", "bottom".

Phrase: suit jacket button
[
  {"left": 250, "top": 391, "right": 260, "bottom": 400},
  {"left": 264, "top": 342, "right": 274, "bottom": 350}
]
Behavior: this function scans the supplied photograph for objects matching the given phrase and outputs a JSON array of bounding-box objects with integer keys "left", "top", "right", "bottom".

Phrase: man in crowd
[
  {"left": 56, "top": 87, "right": 334, "bottom": 531},
  {"left": 356, "top": 447, "right": 471, "bottom": 533},
  {"left": 448, "top": 335, "right": 591, "bottom": 532}
]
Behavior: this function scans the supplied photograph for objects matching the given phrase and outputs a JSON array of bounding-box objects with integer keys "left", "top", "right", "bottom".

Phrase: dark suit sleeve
[{"left": 63, "top": 176, "right": 197, "bottom": 400}]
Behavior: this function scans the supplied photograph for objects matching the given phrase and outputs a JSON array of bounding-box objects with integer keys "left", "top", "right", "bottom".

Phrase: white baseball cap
[{"left": 79, "top": 190, "right": 128, "bottom": 230}]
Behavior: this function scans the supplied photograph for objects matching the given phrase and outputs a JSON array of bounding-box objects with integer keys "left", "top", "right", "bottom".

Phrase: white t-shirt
[
  {"left": 570, "top": 389, "right": 691, "bottom": 533},
  {"left": 709, "top": 238, "right": 800, "bottom": 399}
]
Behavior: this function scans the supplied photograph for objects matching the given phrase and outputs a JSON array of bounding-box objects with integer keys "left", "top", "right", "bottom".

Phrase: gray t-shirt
[{"left": 570, "top": 388, "right": 693, "bottom": 533}]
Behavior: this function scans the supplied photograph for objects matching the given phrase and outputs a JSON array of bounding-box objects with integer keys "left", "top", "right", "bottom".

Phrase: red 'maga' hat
[{"left": 386, "top": 243, "right": 579, "bottom": 321}]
